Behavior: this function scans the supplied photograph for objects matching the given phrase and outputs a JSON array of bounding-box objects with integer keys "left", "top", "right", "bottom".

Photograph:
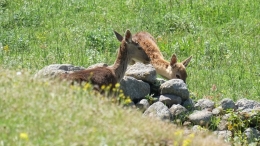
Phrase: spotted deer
[
  {"left": 132, "top": 31, "right": 192, "bottom": 83},
  {"left": 61, "top": 30, "right": 150, "bottom": 90}
]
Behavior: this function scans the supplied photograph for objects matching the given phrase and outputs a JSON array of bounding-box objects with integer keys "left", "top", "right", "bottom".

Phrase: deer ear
[
  {"left": 114, "top": 30, "right": 123, "bottom": 42},
  {"left": 181, "top": 55, "right": 192, "bottom": 67},
  {"left": 170, "top": 54, "right": 177, "bottom": 67},
  {"left": 124, "top": 29, "right": 132, "bottom": 43}
]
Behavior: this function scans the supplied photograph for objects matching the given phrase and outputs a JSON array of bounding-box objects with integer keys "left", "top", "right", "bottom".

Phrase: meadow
[{"left": 0, "top": 0, "right": 259, "bottom": 145}]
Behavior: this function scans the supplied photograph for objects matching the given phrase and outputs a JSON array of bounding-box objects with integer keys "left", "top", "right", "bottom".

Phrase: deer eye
[{"left": 176, "top": 75, "right": 180, "bottom": 79}]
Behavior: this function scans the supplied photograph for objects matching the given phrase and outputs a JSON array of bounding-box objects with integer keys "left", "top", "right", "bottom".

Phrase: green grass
[
  {"left": 1, "top": 0, "right": 259, "bottom": 101},
  {"left": 0, "top": 0, "right": 260, "bottom": 145}
]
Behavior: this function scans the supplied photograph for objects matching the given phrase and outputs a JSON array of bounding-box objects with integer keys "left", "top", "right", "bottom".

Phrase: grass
[
  {"left": 0, "top": 68, "right": 229, "bottom": 146},
  {"left": 0, "top": 0, "right": 260, "bottom": 145}
]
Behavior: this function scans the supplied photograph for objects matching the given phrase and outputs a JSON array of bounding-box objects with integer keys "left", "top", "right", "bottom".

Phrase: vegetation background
[{"left": 0, "top": 0, "right": 259, "bottom": 145}]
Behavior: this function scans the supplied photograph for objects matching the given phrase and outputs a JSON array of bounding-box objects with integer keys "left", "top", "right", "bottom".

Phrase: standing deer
[
  {"left": 61, "top": 30, "right": 150, "bottom": 91},
  {"left": 132, "top": 31, "right": 192, "bottom": 83}
]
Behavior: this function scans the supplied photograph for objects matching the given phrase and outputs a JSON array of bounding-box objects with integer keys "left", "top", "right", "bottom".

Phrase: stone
[
  {"left": 143, "top": 101, "right": 171, "bottom": 120},
  {"left": 159, "top": 94, "right": 182, "bottom": 107},
  {"left": 136, "top": 99, "right": 150, "bottom": 111},
  {"left": 188, "top": 110, "right": 213, "bottom": 126},
  {"left": 236, "top": 98, "right": 260, "bottom": 111},
  {"left": 160, "top": 79, "right": 189, "bottom": 100},
  {"left": 169, "top": 104, "right": 188, "bottom": 119},
  {"left": 194, "top": 99, "right": 215, "bottom": 110},
  {"left": 125, "top": 62, "right": 157, "bottom": 83},
  {"left": 243, "top": 128, "right": 260, "bottom": 143},
  {"left": 120, "top": 76, "right": 150, "bottom": 101},
  {"left": 220, "top": 98, "right": 236, "bottom": 111},
  {"left": 217, "top": 114, "right": 230, "bottom": 131},
  {"left": 182, "top": 98, "right": 195, "bottom": 111},
  {"left": 34, "top": 64, "right": 85, "bottom": 79},
  {"left": 212, "top": 107, "right": 223, "bottom": 115}
]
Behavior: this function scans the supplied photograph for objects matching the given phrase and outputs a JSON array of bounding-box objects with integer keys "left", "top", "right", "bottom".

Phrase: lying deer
[
  {"left": 61, "top": 30, "right": 150, "bottom": 90},
  {"left": 132, "top": 31, "right": 192, "bottom": 83}
]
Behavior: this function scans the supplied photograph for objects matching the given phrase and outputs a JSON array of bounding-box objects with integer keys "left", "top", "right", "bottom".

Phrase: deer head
[
  {"left": 169, "top": 54, "right": 192, "bottom": 83},
  {"left": 114, "top": 30, "right": 150, "bottom": 64}
]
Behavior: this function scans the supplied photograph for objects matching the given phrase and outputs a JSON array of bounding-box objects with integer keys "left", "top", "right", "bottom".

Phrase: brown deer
[
  {"left": 61, "top": 30, "right": 150, "bottom": 90},
  {"left": 132, "top": 31, "right": 192, "bottom": 83}
]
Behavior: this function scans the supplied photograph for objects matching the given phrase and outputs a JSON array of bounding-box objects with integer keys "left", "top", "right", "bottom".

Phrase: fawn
[
  {"left": 61, "top": 30, "right": 150, "bottom": 91},
  {"left": 132, "top": 31, "right": 192, "bottom": 83}
]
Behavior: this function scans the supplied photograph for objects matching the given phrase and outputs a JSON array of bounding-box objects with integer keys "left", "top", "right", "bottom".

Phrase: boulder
[
  {"left": 159, "top": 94, "right": 182, "bottom": 107},
  {"left": 125, "top": 62, "right": 157, "bottom": 84},
  {"left": 160, "top": 79, "right": 189, "bottom": 100},
  {"left": 120, "top": 76, "right": 150, "bottom": 101},
  {"left": 143, "top": 101, "right": 171, "bottom": 120},
  {"left": 188, "top": 110, "right": 213, "bottom": 126}
]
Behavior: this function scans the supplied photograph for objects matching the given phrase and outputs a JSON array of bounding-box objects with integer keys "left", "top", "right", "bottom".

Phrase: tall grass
[{"left": 0, "top": 68, "right": 229, "bottom": 146}]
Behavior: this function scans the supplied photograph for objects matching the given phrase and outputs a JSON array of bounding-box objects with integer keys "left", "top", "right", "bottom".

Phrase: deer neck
[
  {"left": 110, "top": 42, "right": 130, "bottom": 82},
  {"left": 152, "top": 60, "right": 172, "bottom": 79}
]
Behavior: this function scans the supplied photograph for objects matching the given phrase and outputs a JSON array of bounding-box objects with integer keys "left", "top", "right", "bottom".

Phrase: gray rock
[
  {"left": 125, "top": 62, "right": 157, "bottom": 83},
  {"left": 143, "top": 101, "right": 171, "bottom": 120},
  {"left": 160, "top": 79, "right": 189, "bottom": 100},
  {"left": 236, "top": 98, "right": 260, "bottom": 111},
  {"left": 213, "top": 130, "right": 232, "bottom": 141},
  {"left": 169, "top": 104, "right": 188, "bottom": 117},
  {"left": 212, "top": 107, "right": 223, "bottom": 115},
  {"left": 188, "top": 110, "right": 213, "bottom": 126},
  {"left": 243, "top": 128, "right": 260, "bottom": 143},
  {"left": 34, "top": 64, "right": 85, "bottom": 79},
  {"left": 136, "top": 99, "right": 150, "bottom": 111},
  {"left": 239, "top": 109, "right": 260, "bottom": 128},
  {"left": 220, "top": 98, "right": 236, "bottom": 111},
  {"left": 120, "top": 76, "right": 150, "bottom": 101},
  {"left": 87, "top": 63, "right": 108, "bottom": 69},
  {"left": 194, "top": 99, "right": 215, "bottom": 110},
  {"left": 182, "top": 98, "right": 195, "bottom": 111},
  {"left": 159, "top": 94, "right": 182, "bottom": 107},
  {"left": 217, "top": 114, "right": 230, "bottom": 131}
]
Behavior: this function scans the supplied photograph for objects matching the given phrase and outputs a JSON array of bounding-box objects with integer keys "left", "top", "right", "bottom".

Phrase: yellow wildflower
[
  {"left": 115, "top": 83, "right": 120, "bottom": 88},
  {"left": 20, "top": 132, "right": 29, "bottom": 140}
]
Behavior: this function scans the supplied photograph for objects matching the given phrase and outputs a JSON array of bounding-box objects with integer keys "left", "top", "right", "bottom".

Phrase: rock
[
  {"left": 236, "top": 98, "right": 260, "bottom": 111},
  {"left": 125, "top": 62, "right": 157, "bottom": 83},
  {"left": 143, "top": 101, "right": 171, "bottom": 120},
  {"left": 159, "top": 94, "right": 182, "bottom": 107},
  {"left": 188, "top": 110, "right": 213, "bottom": 126},
  {"left": 87, "top": 63, "right": 108, "bottom": 69},
  {"left": 34, "top": 64, "right": 85, "bottom": 79},
  {"left": 160, "top": 79, "right": 189, "bottom": 100},
  {"left": 194, "top": 99, "right": 215, "bottom": 110},
  {"left": 212, "top": 107, "right": 223, "bottom": 115},
  {"left": 149, "top": 78, "right": 165, "bottom": 96},
  {"left": 213, "top": 130, "right": 232, "bottom": 141},
  {"left": 217, "top": 114, "right": 230, "bottom": 131},
  {"left": 120, "top": 76, "right": 150, "bottom": 101},
  {"left": 220, "top": 98, "right": 236, "bottom": 111},
  {"left": 169, "top": 104, "right": 188, "bottom": 119},
  {"left": 239, "top": 109, "right": 260, "bottom": 128},
  {"left": 136, "top": 99, "right": 150, "bottom": 111},
  {"left": 182, "top": 98, "right": 195, "bottom": 111},
  {"left": 243, "top": 128, "right": 260, "bottom": 143}
]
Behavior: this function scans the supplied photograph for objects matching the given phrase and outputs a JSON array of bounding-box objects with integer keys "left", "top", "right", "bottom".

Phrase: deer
[
  {"left": 132, "top": 31, "right": 192, "bottom": 83},
  {"left": 61, "top": 30, "right": 150, "bottom": 91}
]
